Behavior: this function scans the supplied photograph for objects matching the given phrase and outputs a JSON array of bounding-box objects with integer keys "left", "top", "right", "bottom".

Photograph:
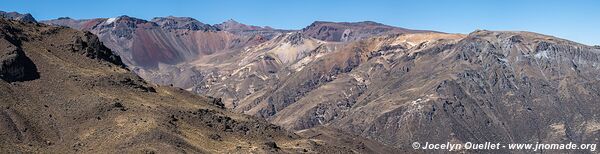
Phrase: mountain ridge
[
  {"left": 0, "top": 11, "right": 36, "bottom": 23},
  {"left": 3, "top": 10, "right": 600, "bottom": 153},
  {"left": 0, "top": 17, "right": 384, "bottom": 153}
]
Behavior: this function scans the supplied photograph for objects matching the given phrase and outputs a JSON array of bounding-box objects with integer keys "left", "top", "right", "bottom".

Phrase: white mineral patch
[
  {"left": 106, "top": 17, "right": 117, "bottom": 24},
  {"left": 534, "top": 50, "right": 550, "bottom": 59}
]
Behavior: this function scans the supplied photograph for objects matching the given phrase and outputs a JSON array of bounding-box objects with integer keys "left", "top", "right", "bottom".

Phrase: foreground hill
[{"left": 0, "top": 18, "right": 373, "bottom": 153}]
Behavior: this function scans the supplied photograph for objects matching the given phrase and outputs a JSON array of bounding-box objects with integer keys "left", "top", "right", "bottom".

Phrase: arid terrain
[
  {"left": 1, "top": 9, "right": 599, "bottom": 153},
  {"left": 0, "top": 16, "right": 404, "bottom": 153}
]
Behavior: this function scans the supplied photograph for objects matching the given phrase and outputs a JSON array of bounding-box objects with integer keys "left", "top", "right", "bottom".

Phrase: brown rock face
[
  {"left": 43, "top": 16, "right": 279, "bottom": 68},
  {"left": 0, "top": 18, "right": 353, "bottom": 153},
  {"left": 42, "top": 16, "right": 283, "bottom": 90},
  {"left": 151, "top": 16, "right": 219, "bottom": 32},
  {"left": 0, "top": 11, "right": 36, "bottom": 23},
  {"left": 215, "top": 19, "right": 275, "bottom": 33},
  {"left": 42, "top": 14, "right": 600, "bottom": 153},
  {"left": 271, "top": 31, "right": 600, "bottom": 152},
  {"left": 190, "top": 28, "right": 599, "bottom": 153},
  {"left": 301, "top": 21, "right": 434, "bottom": 42},
  {"left": 0, "top": 39, "right": 38, "bottom": 82}
]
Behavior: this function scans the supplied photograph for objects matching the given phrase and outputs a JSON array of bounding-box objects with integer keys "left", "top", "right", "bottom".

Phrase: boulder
[{"left": 0, "top": 39, "right": 38, "bottom": 82}]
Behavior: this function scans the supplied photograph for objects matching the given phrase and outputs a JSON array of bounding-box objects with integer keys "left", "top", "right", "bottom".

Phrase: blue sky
[{"left": 2, "top": 0, "right": 599, "bottom": 45}]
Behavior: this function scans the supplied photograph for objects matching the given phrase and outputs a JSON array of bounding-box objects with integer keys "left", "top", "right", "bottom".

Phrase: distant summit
[
  {"left": 301, "top": 21, "right": 434, "bottom": 42},
  {"left": 214, "top": 19, "right": 274, "bottom": 32},
  {"left": 7, "top": 10, "right": 600, "bottom": 154},
  {"left": 0, "top": 17, "right": 353, "bottom": 153},
  {"left": 0, "top": 11, "right": 36, "bottom": 23},
  {"left": 41, "top": 15, "right": 281, "bottom": 76},
  {"left": 151, "top": 16, "right": 219, "bottom": 31}
]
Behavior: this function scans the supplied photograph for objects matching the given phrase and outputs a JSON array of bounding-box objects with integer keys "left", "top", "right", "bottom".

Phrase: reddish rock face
[
  {"left": 130, "top": 28, "right": 182, "bottom": 67},
  {"left": 0, "top": 18, "right": 357, "bottom": 153},
  {"left": 43, "top": 16, "right": 279, "bottom": 69},
  {"left": 42, "top": 14, "right": 600, "bottom": 153}
]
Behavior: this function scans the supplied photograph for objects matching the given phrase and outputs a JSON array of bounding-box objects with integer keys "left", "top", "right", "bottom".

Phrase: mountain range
[
  {"left": 1, "top": 11, "right": 600, "bottom": 153},
  {"left": 0, "top": 13, "right": 403, "bottom": 153}
]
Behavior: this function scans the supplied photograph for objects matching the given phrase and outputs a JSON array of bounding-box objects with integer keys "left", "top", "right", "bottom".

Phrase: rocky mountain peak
[
  {"left": 0, "top": 17, "right": 359, "bottom": 153},
  {"left": 466, "top": 30, "right": 574, "bottom": 47},
  {"left": 306, "top": 20, "right": 385, "bottom": 28},
  {"left": 109, "top": 15, "right": 148, "bottom": 25},
  {"left": 356, "top": 21, "right": 383, "bottom": 25},
  {"left": 57, "top": 17, "right": 71, "bottom": 20},
  {"left": 0, "top": 11, "right": 37, "bottom": 23},
  {"left": 466, "top": 29, "right": 500, "bottom": 38},
  {"left": 277, "top": 32, "right": 307, "bottom": 45},
  {"left": 215, "top": 19, "right": 272, "bottom": 32},
  {"left": 151, "top": 16, "right": 219, "bottom": 31},
  {"left": 224, "top": 19, "right": 240, "bottom": 24},
  {"left": 216, "top": 19, "right": 242, "bottom": 29},
  {"left": 7, "top": 9, "right": 600, "bottom": 154},
  {"left": 307, "top": 20, "right": 329, "bottom": 25},
  {"left": 301, "top": 20, "right": 430, "bottom": 42}
]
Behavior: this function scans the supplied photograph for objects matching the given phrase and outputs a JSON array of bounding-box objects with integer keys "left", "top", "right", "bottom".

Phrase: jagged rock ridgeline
[
  {"left": 151, "top": 16, "right": 219, "bottom": 32},
  {"left": 215, "top": 19, "right": 276, "bottom": 32},
  {"left": 70, "top": 31, "right": 125, "bottom": 67},
  {"left": 43, "top": 13, "right": 600, "bottom": 152},
  {"left": 41, "top": 14, "right": 436, "bottom": 92},
  {"left": 185, "top": 27, "right": 600, "bottom": 153},
  {"left": 0, "top": 17, "right": 361, "bottom": 153},
  {"left": 301, "top": 21, "right": 436, "bottom": 42},
  {"left": 278, "top": 30, "right": 600, "bottom": 152},
  {"left": 6, "top": 10, "right": 598, "bottom": 153},
  {"left": 42, "top": 16, "right": 285, "bottom": 69},
  {"left": 42, "top": 15, "right": 287, "bottom": 92},
  {"left": 0, "top": 11, "right": 36, "bottom": 23}
]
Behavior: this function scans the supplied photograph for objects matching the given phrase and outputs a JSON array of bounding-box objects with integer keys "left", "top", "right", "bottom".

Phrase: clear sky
[{"left": 1, "top": 0, "right": 599, "bottom": 45}]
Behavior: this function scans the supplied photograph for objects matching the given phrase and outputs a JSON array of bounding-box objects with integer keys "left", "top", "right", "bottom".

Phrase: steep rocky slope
[
  {"left": 215, "top": 19, "right": 271, "bottom": 32},
  {"left": 41, "top": 13, "right": 600, "bottom": 153},
  {"left": 279, "top": 31, "right": 600, "bottom": 152},
  {"left": 42, "top": 16, "right": 282, "bottom": 90},
  {"left": 43, "top": 16, "right": 265, "bottom": 68},
  {"left": 0, "top": 11, "right": 36, "bottom": 23},
  {"left": 296, "top": 126, "right": 405, "bottom": 153},
  {"left": 42, "top": 17, "right": 427, "bottom": 91},
  {"left": 194, "top": 28, "right": 600, "bottom": 153},
  {"left": 190, "top": 32, "right": 343, "bottom": 109},
  {"left": 151, "top": 16, "right": 219, "bottom": 32},
  {"left": 301, "top": 21, "right": 433, "bottom": 42},
  {"left": 0, "top": 18, "right": 360, "bottom": 153}
]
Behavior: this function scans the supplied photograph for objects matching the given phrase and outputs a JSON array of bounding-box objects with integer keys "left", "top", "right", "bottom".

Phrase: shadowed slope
[{"left": 0, "top": 18, "right": 352, "bottom": 153}]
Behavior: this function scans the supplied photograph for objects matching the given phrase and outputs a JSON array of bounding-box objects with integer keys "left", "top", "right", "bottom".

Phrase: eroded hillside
[{"left": 0, "top": 18, "right": 364, "bottom": 153}]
